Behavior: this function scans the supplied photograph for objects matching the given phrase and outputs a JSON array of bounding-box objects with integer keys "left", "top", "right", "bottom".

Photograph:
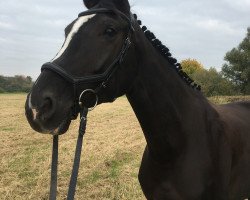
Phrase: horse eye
[{"left": 104, "top": 28, "right": 117, "bottom": 37}]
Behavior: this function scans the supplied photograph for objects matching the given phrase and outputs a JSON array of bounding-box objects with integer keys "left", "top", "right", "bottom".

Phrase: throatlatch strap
[
  {"left": 50, "top": 135, "right": 58, "bottom": 200},
  {"left": 49, "top": 108, "right": 88, "bottom": 200}
]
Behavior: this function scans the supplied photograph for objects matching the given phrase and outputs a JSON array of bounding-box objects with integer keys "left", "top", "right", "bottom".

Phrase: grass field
[{"left": 0, "top": 94, "right": 250, "bottom": 200}]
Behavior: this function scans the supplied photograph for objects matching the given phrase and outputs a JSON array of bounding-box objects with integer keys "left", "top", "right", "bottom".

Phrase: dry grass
[
  {"left": 209, "top": 95, "right": 250, "bottom": 104},
  {"left": 0, "top": 94, "right": 145, "bottom": 200},
  {"left": 1, "top": 94, "right": 250, "bottom": 200}
]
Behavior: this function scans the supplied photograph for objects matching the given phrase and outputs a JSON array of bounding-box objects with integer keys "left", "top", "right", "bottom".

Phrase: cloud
[
  {"left": 195, "top": 19, "right": 243, "bottom": 36},
  {"left": 0, "top": 21, "right": 15, "bottom": 30},
  {"left": 0, "top": 0, "right": 249, "bottom": 79},
  {"left": 223, "top": 0, "right": 250, "bottom": 12}
]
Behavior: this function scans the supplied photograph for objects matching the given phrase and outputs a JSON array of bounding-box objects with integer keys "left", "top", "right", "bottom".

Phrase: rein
[
  {"left": 50, "top": 107, "right": 88, "bottom": 200},
  {"left": 42, "top": 8, "right": 134, "bottom": 200}
]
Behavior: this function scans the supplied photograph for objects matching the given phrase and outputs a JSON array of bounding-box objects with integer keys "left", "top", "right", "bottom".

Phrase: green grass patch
[
  {"left": 78, "top": 151, "right": 136, "bottom": 190},
  {"left": 8, "top": 147, "right": 39, "bottom": 187},
  {"left": 89, "top": 170, "right": 103, "bottom": 183},
  {"left": 1, "top": 127, "right": 16, "bottom": 132},
  {"left": 105, "top": 151, "right": 135, "bottom": 179}
]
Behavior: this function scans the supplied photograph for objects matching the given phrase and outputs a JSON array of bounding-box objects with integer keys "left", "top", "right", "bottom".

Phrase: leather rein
[{"left": 41, "top": 8, "right": 134, "bottom": 200}]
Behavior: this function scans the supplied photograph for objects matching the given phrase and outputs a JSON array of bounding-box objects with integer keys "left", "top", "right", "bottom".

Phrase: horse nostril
[
  {"left": 39, "top": 96, "right": 56, "bottom": 121},
  {"left": 42, "top": 97, "right": 53, "bottom": 112}
]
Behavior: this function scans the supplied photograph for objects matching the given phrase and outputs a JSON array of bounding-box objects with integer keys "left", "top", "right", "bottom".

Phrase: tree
[
  {"left": 180, "top": 59, "right": 236, "bottom": 96},
  {"left": 192, "top": 68, "right": 236, "bottom": 97},
  {"left": 0, "top": 87, "right": 5, "bottom": 93},
  {"left": 0, "top": 75, "right": 33, "bottom": 93},
  {"left": 181, "top": 58, "right": 204, "bottom": 76},
  {"left": 222, "top": 27, "right": 250, "bottom": 95},
  {"left": 27, "top": 76, "right": 32, "bottom": 83}
]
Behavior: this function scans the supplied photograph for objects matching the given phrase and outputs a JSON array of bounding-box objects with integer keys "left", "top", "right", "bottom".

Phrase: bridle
[
  {"left": 42, "top": 8, "right": 133, "bottom": 119},
  {"left": 41, "top": 8, "right": 134, "bottom": 200}
]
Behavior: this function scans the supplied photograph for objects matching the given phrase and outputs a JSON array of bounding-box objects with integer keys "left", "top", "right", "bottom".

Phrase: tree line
[
  {"left": 181, "top": 27, "right": 250, "bottom": 97},
  {"left": 0, "top": 75, "right": 33, "bottom": 93},
  {"left": 0, "top": 28, "right": 249, "bottom": 96}
]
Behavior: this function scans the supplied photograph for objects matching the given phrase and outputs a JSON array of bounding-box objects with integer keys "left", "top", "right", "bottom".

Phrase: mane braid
[{"left": 133, "top": 14, "right": 201, "bottom": 91}]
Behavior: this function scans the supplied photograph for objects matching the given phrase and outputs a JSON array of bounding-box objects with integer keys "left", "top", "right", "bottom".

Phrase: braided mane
[{"left": 133, "top": 14, "right": 201, "bottom": 91}]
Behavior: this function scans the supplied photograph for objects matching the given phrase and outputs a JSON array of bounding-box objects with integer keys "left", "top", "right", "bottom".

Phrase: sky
[{"left": 0, "top": 0, "right": 249, "bottom": 80}]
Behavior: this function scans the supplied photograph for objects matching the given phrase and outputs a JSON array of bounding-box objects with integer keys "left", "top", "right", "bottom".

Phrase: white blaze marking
[
  {"left": 52, "top": 14, "right": 96, "bottom": 61},
  {"left": 32, "top": 109, "right": 38, "bottom": 120},
  {"left": 28, "top": 93, "right": 38, "bottom": 120},
  {"left": 28, "top": 93, "right": 33, "bottom": 109}
]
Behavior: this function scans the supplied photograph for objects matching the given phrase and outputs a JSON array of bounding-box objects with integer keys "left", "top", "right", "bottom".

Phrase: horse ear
[
  {"left": 83, "top": 0, "right": 100, "bottom": 9},
  {"left": 112, "top": 0, "right": 130, "bottom": 15},
  {"left": 83, "top": 0, "right": 131, "bottom": 15}
]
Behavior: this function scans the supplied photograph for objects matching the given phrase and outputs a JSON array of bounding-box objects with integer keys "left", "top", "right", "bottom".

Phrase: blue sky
[{"left": 0, "top": 0, "right": 249, "bottom": 79}]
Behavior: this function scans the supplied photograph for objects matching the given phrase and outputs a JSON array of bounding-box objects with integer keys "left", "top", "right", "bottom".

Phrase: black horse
[{"left": 25, "top": 0, "right": 250, "bottom": 199}]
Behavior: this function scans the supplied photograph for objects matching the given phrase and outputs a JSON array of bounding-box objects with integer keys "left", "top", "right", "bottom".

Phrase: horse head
[{"left": 25, "top": 0, "right": 138, "bottom": 135}]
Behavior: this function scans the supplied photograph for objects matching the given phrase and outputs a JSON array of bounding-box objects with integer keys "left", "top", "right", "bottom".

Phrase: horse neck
[{"left": 126, "top": 30, "right": 208, "bottom": 163}]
